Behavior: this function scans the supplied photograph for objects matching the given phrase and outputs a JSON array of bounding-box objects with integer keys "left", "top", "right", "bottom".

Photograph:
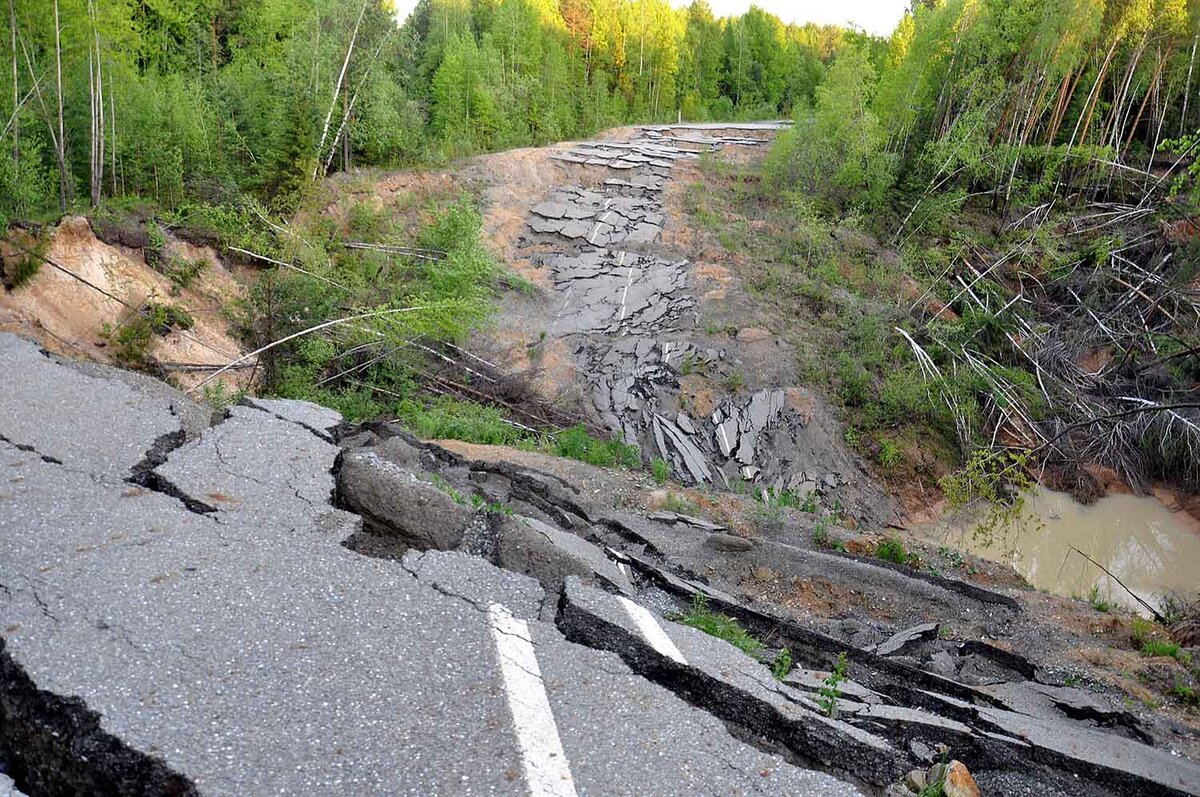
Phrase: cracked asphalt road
[{"left": 0, "top": 333, "right": 865, "bottom": 796}]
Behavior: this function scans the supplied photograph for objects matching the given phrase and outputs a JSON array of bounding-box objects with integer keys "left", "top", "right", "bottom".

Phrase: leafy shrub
[
  {"left": 651, "top": 458, "right": 670, "bottom": 485},
  {"left": 156, "top": 255, "right": 207, "bottom": 290},
  {"left": 772, "top": 648, "right": 794, "bottom": 681},
  {"left": 398, "top": 398, "right": 526, "bottom": 447},
  {"left": 875, "top": 536, "right": 909, "bottom": 565},
  {"left": 101, "top": 316, "right": 154, "bottom": 368},
  {"left": 1142, "top": 639, "right": 1184, "bottom": 660},
  {"left": 817, "top": 652, "right": 848, "bottom": 718}
]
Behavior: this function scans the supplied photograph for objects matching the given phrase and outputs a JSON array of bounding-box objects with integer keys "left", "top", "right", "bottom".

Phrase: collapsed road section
[
  {"left": 513, "top": 124, "right": 893, "bottom": 525},
  {"left": 0, "top": 333, "right": 861, "bottom": 796},
  {"left": 2, "top": 332, "right": 1200, "bottom": 795}
]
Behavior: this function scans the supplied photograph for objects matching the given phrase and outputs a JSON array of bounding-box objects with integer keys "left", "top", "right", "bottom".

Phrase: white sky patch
[
  {"left": 673, "top": 0, "right": 908, "bottom": 37},
  {"left": 488, "top": 603, "right": 578, "bottom": 797},
  {"left": 617, "top": 596, "right": 688, "bottom": 665}
]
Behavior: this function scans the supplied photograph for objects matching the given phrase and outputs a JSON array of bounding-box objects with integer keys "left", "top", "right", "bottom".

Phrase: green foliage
[
  {"left": 399, "top": 398, "right": 528, "bottom": 447},
  {"left": 548, "top": 425, "right": 640, "bottom": 469},
  {"left": 201, "top": 382, "right": 246, "bottom": 412},
  {"left": 651, "top": 458, "right": 671, "bottom": 485},
  {"left": 1087, "top": 584, "right": 1114, "bottom": 614},
  {"left": 1130, "top": 616, "right": 1155, "bottom": 647},
  {"left": 673, "top": 593, "right": 764, "bottom": 660},
  {"left": 772, "top": 647, "right": 794, "bottom": 681},
  {"left": 1173, "top": 682, "right": 1199, "bottom": 707},
  {"left": 817, "top": 652, "right": 848, "bottom": 718},
  {"left": 427, "top": 473, "right": 468, "bottom": 505},
  {"left": 813, "top": 520, "right": 844, "bottom": 551},
  {"left": 767, "top": 45, "right": 896, "bottom": 210},
  {"left": 874, "top": 536, "right": 910, "bottom": 565},
  {"left": 663, "top": 491, "right": 699, "bottom": 515},
  {"left": 939, "top": 449, "right": 1041, "bottom": 550},
  {"left": 1142, "top": 639, "right": 1185, "bottom": 661},
  {"left": 100, "top": 316, "right": 154, "bottom": 368},
  {"left": 156, "top": 256, "right": 207, "bottom": 291},
  {"left": 877, "top": 437, "right": 901, "bottom": 469},
  {"left": 0, "top": 0, "right": 862, "bottom": 223}
]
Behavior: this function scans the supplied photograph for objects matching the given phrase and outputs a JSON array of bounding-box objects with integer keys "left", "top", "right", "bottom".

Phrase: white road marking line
[
  {"left": 617, "top": 251, "right": 634, "bottom": 322},
  {"left": 487, "top": 603, "right": 578, "bottom": 797},
  {"left": 551, "top": 283, "right": 574, "bottom": 334},
  {"left": 617, "top": 596, "right": 688, "bottom": 665},
  {"left": 588, "top": 211, "right": 612, "bottom": 245}
]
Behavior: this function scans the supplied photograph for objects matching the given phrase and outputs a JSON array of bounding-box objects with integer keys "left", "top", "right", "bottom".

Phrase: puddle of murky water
[{"left": 916, "top": 487, "right": 1200, "bottom": 614}]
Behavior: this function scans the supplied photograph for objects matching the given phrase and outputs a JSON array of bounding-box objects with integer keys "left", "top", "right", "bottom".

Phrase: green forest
[
  {"left": 0, "top": 0, "right": 859, "bottom": 219},
  {"left": 2, "top": 0, "right": 1199, "bottom": 492}
]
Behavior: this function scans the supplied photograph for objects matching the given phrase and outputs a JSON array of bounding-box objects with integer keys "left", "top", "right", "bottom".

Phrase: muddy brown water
[{"left": 917, "top": 487, "right": 1200, "bottom": 614}]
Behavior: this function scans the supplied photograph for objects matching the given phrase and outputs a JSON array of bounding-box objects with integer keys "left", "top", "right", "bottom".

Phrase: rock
[
  {"left": 904, "top": 768, "right": 927, "bottom": 792},
  {"left": 494, "top": 515, "right": 634, "bottom": 595},
  {"left": 374, "top": 434, "right": 427, "bottom": 469},
  {"left": 339, "top": 430, "right": 378, "bottom": 449},
  {"left": 885, "top": 785, "right": 916, "bottom": 797},
  {"left": 927, "top": 650, "right": 958, "bottom": 678},
  {"left": 736, "top": 327, "right": 772, "bottom": 342},
  {"left": 874, "top": 622, "right": 940, "bottom": 657},
  {"left": 337, "top": 449, "right": 474, "bottom": 550},
  {"left": 928, "top": 760, "right": 980, "bottom": 797},
  {"left": 703, "top": 533, "right": 753, "bottom": 552},
  {"left": 0, "top": 772, "right": 28, "bottom": 797},
  {"left": 241, "top": 396, "right": 342, "bottom": 441}
]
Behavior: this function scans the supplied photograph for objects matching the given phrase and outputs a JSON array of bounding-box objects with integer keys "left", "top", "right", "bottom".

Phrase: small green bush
[
  {"left": 772, "top": 648, "right": 794, "bottom": 681},
  {"left": 101, "top": 316, "right": 154, "bottom": 368},
  {"left": 1087, "top": 584, "right": 1114, "bottom": 614},
  {"left": 817, "top": 652, "right": 848, "bottom": 718},
  {"left": 651, "top": 458, "right": 670, "bottom": 485},
  {"left": 875, "top": 536, "right": 909, "bottom": 565},
  {"left": 1142, "top": 639, "right": 1184, "bottom": 660}
]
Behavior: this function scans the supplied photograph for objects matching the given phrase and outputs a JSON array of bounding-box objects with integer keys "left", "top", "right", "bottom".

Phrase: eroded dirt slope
[{"left": 0, "top": 216, "right": 250, "bottom": 392}]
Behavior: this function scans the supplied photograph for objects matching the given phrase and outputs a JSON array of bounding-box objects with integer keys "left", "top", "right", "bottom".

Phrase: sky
[
  {"left": 676, "top": 1, "right": 908, "bottom": 36},
  {"left": 392, "top": 1, "right": 910, "bottom": 38}
]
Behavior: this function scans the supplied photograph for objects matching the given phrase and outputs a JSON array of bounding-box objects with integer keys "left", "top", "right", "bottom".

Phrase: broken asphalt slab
[{"left": 0, "top": 335, "right": 871, "bottom": 796}]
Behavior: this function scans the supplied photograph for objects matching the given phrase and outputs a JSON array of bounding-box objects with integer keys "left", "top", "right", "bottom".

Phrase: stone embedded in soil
[
  {"left": 703, "top": 533, "right": 754, "bottom": 552},
  {"left": 493, "top": 514, "right": 634, "bottom": 595},
  {"left": 929, "top": 760, "right": 981, "bottom": 797},
  {"left": 873, "top": 622, "right": 941, "bottom": 657},
  {"left": 337, "top": 449, "right": 474, "bottom": 550}
]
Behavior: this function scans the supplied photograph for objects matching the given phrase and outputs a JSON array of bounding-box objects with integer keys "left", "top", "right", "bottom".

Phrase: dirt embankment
[{"left": 0, "top": 216, "right": 250, "bottom": 393}]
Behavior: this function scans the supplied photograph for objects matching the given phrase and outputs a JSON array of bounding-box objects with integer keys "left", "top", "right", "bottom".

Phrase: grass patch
[
  {"left": 547, "top": 424, "right": 640, "bottom": 469},
  {"left": 663, "top": 491, "right": 699, "bottom": 514},
  {"left": 1088, "top": 584, "right": 1115, "bottom": 614},
  {"left": 772, "top": 648, "right": 793, "bottom": 681},
  {"left": 1142, "top": 639, "right": 1185, "bottom": 661},
  {"left": 672, "top": 593, "right": 764, "bottom": 660},
  {"left": 874, "top": 536, "right": 910, "bottom": 565},
  {"left": 397, "top": 398, "right": 640, "bottom": 471}
]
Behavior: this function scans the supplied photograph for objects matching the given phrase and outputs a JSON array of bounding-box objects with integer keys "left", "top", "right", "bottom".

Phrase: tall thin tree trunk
[
  {"left": 88, "top": 0, "right": 104, "bottom": 208},
  {"left": 313, "top": 0, "right": 367, "bottom": 180},
  {"left": 109, "top": 62, "right": 116, "bottom": 196},
  {"left": 53, "top": 0, "right": 67, "bottom": 212},
  {"left": 8, "top": 0, "right": 17, "bottom": 166},
  {"left": 1182, "top": 35, "right": 1197, "bottom": 135},
  {"left": 88, "top": 44, "right": 96, "bottom": 205}
]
